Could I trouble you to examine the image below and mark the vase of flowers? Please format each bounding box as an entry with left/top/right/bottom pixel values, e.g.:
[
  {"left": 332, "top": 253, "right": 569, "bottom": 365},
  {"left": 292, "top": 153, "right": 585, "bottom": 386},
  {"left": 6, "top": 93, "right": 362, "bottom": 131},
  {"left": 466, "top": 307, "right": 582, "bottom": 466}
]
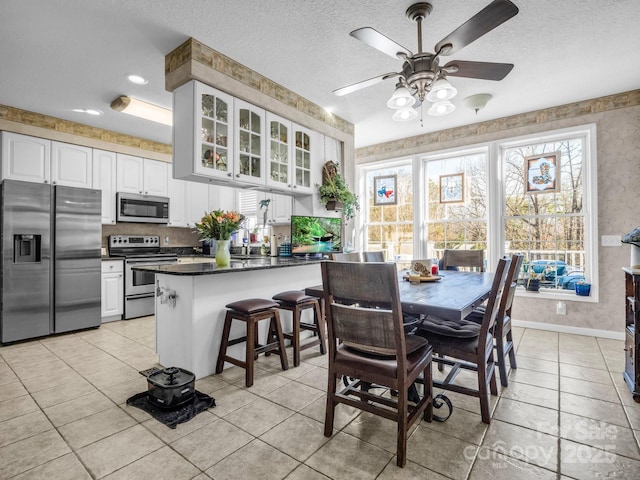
[{"left": 194, "top": 210, "right": 244, "bottom": 267}]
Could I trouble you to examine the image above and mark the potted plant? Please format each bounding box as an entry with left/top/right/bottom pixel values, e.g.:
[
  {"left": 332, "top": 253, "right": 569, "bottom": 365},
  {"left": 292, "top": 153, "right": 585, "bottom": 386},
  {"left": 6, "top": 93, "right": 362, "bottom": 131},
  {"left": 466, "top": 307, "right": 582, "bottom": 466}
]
[
  {"left": 317, "top": 161, "right": 360, "bottom": 221},
  {"left": 526, "top": 270, "right": 543, "bottom": 291}
]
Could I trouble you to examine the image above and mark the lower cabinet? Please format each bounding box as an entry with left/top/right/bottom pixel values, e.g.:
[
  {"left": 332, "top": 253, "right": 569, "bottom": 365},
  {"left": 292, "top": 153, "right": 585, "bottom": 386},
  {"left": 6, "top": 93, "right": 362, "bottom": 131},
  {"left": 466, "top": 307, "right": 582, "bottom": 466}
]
[{"left": 101, "top": 260, "right": 124, "bottom": 322}]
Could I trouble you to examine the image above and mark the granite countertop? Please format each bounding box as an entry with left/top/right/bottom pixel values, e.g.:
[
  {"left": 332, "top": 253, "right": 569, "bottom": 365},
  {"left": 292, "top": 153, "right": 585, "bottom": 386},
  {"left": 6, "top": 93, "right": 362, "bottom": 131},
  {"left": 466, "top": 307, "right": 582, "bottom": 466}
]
[{"left": 131, "top": 256, "right": 324, "bottom": 276}]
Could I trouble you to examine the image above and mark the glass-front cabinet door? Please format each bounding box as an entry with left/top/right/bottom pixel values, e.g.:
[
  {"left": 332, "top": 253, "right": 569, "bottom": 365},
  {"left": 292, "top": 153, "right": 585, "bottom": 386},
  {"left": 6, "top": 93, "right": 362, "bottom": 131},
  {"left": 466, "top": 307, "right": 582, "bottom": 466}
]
[
  {"left": 234, "top": 99, "right": 265, "bottom": 186},
  {"left": 173, "top": 80, "right": 235, "bottom": 183},
  {"left": 266, "top": 112, "right": 291, "bottom": 191},
  {"left": 199, "top": 87, "right": 232, "bottom": 179},
  {"left": 292, "top": 124, "right": 314, "bottom": 194}
]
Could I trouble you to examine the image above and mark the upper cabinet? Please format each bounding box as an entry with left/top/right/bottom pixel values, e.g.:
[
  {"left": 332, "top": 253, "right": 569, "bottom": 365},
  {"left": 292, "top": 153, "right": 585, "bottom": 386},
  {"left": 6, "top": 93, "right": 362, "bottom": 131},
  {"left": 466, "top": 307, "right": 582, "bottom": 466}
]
[
  {"left": 116, "top": 154, "right": 168, "bottom": 197},
  {"left": 173, "top": 80, "right": 318, "bottom": 196},
  {"left": 1, "top": 132, "right": 51, "bottom": 183},
  {"left": 173, "top": 81, "right": 235, "bottom": 184},
  {"left": 51, "top": 141, "right": 93, "bottom": 188},
  {"left": 234, "top": 99, "right": 265, "bottom": 186},
  {"left": 291, "top": 124, "right": 314, "bottom": 195}
]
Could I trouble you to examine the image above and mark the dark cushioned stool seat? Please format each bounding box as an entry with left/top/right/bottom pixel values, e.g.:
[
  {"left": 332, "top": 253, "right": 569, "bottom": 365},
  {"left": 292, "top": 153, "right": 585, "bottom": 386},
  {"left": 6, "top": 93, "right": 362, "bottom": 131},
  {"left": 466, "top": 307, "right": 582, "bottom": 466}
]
[
  {"left": 273, "top": 290, "right": 325, "bottom": 367},
  {"left": 216, "top": 298, "right": 288, "bottom": 387},
  {"left": 226, "top": 298, "right": 279, "bottom": 314}
]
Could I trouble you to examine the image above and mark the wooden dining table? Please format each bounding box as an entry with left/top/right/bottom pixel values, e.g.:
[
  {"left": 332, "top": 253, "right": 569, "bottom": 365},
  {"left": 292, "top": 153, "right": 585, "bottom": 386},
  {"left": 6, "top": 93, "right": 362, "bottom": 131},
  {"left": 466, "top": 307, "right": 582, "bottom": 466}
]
[
  {"left": 397, "top": 269, "right": 494, "bottom": 321},
  {"left": 305, "top": 269, "right": 494, "bottom": 322}
]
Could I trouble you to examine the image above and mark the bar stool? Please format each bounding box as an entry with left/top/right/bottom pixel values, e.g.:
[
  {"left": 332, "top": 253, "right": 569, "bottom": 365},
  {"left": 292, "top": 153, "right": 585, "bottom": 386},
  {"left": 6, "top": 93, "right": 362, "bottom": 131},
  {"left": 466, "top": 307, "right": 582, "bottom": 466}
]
[
  {"left": 216, "top": 298, "right": 289, "bottom": 387},
  {"left": 273, "top": 290, "right": 325, "bottom": 367}
]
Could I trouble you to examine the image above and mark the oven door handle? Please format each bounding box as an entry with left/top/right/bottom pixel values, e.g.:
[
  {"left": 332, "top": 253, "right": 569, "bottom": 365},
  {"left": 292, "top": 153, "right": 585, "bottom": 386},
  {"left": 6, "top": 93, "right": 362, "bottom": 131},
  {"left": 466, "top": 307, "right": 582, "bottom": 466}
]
[{"left": 125, "top": 258, "right": 177, "bottom": 265}]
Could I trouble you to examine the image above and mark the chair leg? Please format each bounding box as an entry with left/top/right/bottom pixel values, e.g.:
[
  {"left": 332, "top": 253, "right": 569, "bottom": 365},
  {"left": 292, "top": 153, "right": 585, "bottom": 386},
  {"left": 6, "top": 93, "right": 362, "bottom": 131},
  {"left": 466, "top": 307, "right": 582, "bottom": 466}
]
[
  {"left": 396, "top": 385, "right": 408, "bottom": 467},
  {"left": 495, "top": 335, "right": 509, "bottom": 388},
  {"left": 324, "top": 371, "right": 337, "bottom": 437},
  {"left": 423, "top": 363, "right": 433, "bottom": 422},
  {"left": 477, "top": 359, "right": 491, "bottom": 424},
  {"left": 313, "top": 301, "right": 327, "bottom": 355},
  {"left": 215, "top": 312, "right": 233, "bottom": 374},
  {"left": 506, "top": 330, "right": 517, "bottom": 369}
]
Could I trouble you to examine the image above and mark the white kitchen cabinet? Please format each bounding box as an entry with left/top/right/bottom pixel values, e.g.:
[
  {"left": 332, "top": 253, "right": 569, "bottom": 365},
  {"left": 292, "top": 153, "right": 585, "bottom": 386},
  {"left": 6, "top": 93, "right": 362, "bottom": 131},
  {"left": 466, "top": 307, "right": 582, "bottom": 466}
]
[
  {"left": 101, "top": 260, "right": 123, "bottom": 322},
  {"left": 291, "top": 124, "right": 315, "bottom": 195},
  {"left": 186, "top": 182, "right": 211, "bottom": 227},
  {"left": 209, "top": 184, "right": 236, "bottom": 212},
  {"left": 1, "top": 132, "right": 51, "bottom": 183},
  {"left": 259, "top": 191, "right": 292, "bottom": 225},
  {"left": 116, "top": 154, "right": 168, "bottom": 196},
  {"left": 173, "top": 80, "right": 235, "bottom": 184},
  {"left": 51, "top": 141, "right": 93, "bottom": 188},
  {"left": 234, "top": 99, "right": 265, "bottom": 186},
  {"left": 92, "top": 149, "right": 117, "bottom": 224},
  {"left": 264, "top": 116, "right": 316, "bottom": 195},
  {"left": 167, "top": 174, "right": 186, "bottom": 227}
]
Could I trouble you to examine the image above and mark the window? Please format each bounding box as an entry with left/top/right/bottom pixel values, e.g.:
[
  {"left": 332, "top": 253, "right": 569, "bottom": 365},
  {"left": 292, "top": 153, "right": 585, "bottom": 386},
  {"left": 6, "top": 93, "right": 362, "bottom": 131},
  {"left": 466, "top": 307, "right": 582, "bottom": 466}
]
[
  {"left": 424, "top": 149, "right": 488, "bottom": 264},
  {"left": 500, "top": 126, "right": 596, "bottom": 296},
  {"left": 358, "top": 124, "right": 597, "bottom": 300},
  {"left": 362, "top": 161, "right": 413, "bottom": 266}
]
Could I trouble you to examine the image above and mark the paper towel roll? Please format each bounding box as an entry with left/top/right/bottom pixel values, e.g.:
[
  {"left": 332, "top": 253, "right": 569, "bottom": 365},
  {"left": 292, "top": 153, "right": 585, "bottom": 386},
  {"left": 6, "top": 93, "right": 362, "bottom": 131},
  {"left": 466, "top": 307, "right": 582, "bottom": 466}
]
[
  {"left": 270, "top": 235, "right": 278, "bottom": 257},
  {"left": 631, "top": 245, "right": 640, "bottom": 269}
]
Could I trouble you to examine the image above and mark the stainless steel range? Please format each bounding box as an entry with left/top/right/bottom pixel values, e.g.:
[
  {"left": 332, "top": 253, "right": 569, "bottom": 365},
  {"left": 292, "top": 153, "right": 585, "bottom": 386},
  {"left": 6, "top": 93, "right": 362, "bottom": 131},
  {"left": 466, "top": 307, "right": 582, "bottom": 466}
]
[{"left": 108, "top": 235, "right": 177, "bottom": 319}]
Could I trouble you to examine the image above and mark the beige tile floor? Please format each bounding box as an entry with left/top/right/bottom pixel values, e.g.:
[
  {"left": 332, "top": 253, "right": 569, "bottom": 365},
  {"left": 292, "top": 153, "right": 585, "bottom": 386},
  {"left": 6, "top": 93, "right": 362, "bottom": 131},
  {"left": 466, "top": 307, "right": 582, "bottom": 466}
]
[{"left": 1, "top": 317, "right": 640, "bottom": 479}]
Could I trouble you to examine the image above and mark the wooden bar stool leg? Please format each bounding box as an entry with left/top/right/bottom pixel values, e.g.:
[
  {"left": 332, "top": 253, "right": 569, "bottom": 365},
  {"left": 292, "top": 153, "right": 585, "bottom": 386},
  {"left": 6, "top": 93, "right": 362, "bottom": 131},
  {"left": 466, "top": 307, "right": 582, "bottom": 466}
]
[
  {"left": 216, "top": 312, "right": 233, "bottom": 374},
  {"left": 292, "top": 305, "right": 302, "bottom": 367},
  {"left": 245, "top": 316, "right": 256, "bottom": 387},
  {"left": 273, "top": 311, "right": 289, "bottom": 371},
  {"left": 313, "top": 301, "right": 326, "bottom": 355}
]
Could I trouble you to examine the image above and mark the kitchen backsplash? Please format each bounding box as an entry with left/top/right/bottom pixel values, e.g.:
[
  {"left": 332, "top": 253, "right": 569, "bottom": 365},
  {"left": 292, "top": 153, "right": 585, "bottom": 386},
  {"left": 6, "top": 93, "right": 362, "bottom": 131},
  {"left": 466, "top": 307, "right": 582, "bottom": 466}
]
[{"left": 101, "top": 223, "right": 292, "bottom": 250}]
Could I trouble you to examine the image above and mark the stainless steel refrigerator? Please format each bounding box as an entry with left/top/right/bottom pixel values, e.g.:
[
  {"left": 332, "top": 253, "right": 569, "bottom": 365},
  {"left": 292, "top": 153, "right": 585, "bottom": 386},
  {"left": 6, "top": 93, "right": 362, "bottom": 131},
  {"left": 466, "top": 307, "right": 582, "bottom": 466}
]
[{"left": 1, "top": 180, "right": 101, "bottom": 343}]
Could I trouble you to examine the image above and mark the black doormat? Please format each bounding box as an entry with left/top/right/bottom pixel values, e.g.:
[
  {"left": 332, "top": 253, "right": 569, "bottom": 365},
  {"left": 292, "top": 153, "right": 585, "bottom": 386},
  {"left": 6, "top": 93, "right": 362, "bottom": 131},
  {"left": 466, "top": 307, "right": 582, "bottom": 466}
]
[{"left": 126, "top": 391, "right": 216, "bottom": 429}]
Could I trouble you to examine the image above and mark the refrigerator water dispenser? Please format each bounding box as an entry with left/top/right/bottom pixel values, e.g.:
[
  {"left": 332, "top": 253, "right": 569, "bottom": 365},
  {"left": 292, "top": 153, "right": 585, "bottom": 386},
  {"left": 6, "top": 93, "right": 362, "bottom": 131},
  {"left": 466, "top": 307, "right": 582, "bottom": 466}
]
[{"left": 14, "top": 234, "right": 41, "bottom": 263}]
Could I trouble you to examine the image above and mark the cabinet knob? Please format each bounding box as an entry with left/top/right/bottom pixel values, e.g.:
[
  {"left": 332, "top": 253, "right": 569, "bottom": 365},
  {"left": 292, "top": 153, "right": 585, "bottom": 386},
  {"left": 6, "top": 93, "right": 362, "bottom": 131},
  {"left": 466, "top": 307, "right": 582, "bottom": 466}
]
[
  {"left": 44, "top": 180, "right": 49, "bottom": 184},
  {"left": 227, "top": 173, "right": 232, "bottom": 177},
  {"left": 236, "top": 174, "right": 240, "bottom": 178}
]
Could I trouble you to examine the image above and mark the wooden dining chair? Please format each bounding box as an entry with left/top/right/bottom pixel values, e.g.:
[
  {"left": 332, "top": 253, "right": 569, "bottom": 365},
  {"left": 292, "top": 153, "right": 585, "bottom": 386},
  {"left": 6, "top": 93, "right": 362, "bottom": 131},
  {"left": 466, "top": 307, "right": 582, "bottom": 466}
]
[
  {"left": 329, "top": 252, "right": 362, "bottom": 262},
  {"left": 416, "top": 256, "right": 511, "bottom": 424},
  {"left": 363, "top": 251, "right": 385, "bottom": 262},
  {"left": 467, "top": 253, "right": 524, "bottom": 387},
  {"left": 442, "top": 249, "right": 485, "bottom": 272},
  {"left": 321, "top": 261, "right": 433, "bottom": 467}
]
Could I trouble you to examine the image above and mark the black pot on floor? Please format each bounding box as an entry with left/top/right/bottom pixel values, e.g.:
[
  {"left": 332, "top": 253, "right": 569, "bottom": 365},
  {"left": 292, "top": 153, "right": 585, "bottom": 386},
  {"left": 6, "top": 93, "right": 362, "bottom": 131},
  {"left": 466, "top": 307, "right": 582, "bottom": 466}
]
[
  {"left": 526, "top": 279, "right": 540, "bottom": 292},
  {"left": 147, "top": 367, "right": 195, "bottom": 409}
]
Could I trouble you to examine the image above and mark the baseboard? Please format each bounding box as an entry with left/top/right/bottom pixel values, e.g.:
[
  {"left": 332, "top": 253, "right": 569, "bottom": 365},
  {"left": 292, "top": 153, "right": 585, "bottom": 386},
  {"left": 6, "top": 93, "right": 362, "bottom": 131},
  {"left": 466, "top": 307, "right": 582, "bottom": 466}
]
[{"left": 511, "top": 319, "right": 624, "bottom": 341}]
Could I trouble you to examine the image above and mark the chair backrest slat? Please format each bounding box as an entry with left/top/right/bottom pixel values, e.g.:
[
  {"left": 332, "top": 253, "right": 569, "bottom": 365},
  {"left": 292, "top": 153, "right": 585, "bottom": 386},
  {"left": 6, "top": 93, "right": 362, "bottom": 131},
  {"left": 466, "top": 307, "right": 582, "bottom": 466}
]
[
  {"left": 478, "top": 257, "right": 511, "bottom": 348},
  {"left": 330, "top": 252, "right": 362, "bottom": 262},
  {"left": 363, "top": 251, "right": 385, "bottom": 262},
  {"left": 442, "top": 249, "right": 485, "bottom": 272}
]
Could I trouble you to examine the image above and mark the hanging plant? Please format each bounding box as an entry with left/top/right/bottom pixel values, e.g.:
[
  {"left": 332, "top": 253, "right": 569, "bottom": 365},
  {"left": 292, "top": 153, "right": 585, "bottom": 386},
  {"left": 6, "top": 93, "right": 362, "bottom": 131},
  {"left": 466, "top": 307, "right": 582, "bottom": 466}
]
[{"left": 316, "top": 161, "right": 360, "bottom": 221}]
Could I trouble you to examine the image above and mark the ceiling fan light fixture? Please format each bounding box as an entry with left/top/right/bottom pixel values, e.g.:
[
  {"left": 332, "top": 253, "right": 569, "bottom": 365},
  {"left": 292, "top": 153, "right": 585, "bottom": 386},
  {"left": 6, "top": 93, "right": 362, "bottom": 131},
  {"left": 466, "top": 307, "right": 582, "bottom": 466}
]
[
  {"left": 428, "top": 100, "right": 455, "bottom": 116},
  {"left": 110, "top": 95, "right": 172, "bottom": 126},
  {"left": 392, "top": 106, "right": 419, "bottom": 121},
  {"left": 387, "top": 84, "right": 416, "bottom": 109},
  {"left": 426, "top": 77, "right": 457, "bottom": 102}
]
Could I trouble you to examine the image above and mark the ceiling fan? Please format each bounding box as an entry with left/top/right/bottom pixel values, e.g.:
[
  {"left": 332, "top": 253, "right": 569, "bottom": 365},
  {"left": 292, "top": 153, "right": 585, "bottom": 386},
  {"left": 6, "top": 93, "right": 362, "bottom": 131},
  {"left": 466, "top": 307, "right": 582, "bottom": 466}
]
[{"left": 334, "top": 0, "right": 519, "bottom": 120}]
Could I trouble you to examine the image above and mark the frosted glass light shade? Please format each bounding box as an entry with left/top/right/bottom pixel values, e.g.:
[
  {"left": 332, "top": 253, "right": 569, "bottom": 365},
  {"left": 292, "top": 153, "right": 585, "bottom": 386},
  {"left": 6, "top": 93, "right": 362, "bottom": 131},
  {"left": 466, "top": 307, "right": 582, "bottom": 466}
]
[
  {"left": 392, "top": 106, "right": 419, "bottom": 121},
  {"left": 387, "top": 85, "right": 416, "bottom": 109},
  {"left": 428, "top": 101, "right": 456, "bottom": 116},
  {"left": 110, "top": 95, "right": 173, "bottom": 126},
  {"left": 426, "top": 78, "right": 457, "bottom": 102}
]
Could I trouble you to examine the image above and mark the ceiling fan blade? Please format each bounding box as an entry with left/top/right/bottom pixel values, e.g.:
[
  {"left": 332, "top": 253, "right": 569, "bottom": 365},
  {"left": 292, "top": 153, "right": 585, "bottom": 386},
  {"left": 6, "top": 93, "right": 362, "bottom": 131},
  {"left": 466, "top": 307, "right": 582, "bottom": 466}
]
[
  {"left": 443, "top": 60, "right": 514, "bottom": 80},
  {"left": 333, "top": 72, "right": 399, "bottom": 96},
  {"left": 434, "top": 0, "right": 519, "bottom": 56},
  {"left": 350, "top": 27, "right": 412, "bottom": 59}
]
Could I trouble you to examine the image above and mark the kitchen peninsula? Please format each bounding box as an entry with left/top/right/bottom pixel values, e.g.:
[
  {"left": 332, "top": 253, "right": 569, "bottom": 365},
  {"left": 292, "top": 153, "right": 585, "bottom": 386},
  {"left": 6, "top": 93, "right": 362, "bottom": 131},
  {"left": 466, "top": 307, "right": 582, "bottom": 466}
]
[{"left": 133, "top": 257, "right": 323, "bottom": 378}]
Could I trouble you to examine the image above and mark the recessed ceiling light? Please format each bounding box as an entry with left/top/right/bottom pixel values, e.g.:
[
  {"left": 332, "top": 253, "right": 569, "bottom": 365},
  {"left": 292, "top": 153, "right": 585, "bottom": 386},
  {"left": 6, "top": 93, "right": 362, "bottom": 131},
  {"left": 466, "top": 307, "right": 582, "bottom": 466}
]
[
  {"left": 72, "top": 108, "right": 103, "bottom": 116},
  {"left": 127, "top": 74, "right": 148, "bottom": 85}
]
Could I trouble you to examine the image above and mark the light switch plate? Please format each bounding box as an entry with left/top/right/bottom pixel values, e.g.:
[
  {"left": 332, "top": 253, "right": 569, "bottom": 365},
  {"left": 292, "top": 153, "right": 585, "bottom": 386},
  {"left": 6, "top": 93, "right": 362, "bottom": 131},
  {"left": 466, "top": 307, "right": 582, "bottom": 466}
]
[{"left": 601, "top": 235, "right": 621, "bottom": 247}]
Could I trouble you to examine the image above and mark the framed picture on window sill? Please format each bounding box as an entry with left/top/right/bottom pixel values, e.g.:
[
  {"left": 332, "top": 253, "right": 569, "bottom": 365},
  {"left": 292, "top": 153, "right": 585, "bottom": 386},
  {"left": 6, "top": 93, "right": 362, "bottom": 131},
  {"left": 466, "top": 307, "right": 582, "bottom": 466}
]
[
  {"left": 439, "top": 173, "right": 464, "bottom": 203},
  {"left": 373, "top": 175, "right": 397, "bottom": 206}
]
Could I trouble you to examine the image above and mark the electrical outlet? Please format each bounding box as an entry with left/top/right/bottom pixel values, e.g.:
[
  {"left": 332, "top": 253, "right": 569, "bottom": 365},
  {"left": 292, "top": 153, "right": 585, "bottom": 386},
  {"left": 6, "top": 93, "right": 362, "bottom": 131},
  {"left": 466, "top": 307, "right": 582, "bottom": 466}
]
[
  {"left": 556, "top": 301, "right": 566, "bottom": 315},
  {"left": 163, "top": 236, "right": 169, "bottom": 246},
  {"left": 601, "top": 235, "right": 621, "bottom": 247}
]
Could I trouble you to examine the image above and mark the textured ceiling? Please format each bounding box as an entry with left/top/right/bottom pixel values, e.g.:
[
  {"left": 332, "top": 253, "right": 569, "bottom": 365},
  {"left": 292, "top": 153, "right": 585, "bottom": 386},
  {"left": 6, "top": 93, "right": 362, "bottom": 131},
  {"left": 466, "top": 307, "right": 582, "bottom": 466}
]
[{"left": 1, "top": 0, "right": 639, "bottom": 149}]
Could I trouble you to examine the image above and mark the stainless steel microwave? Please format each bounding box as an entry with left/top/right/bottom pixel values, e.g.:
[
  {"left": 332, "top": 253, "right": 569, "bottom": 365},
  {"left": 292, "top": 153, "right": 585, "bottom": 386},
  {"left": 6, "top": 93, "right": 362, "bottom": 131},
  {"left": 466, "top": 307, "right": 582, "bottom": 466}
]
[{"left": 116, "top": 192, "right": 169, "bottom": 224}]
